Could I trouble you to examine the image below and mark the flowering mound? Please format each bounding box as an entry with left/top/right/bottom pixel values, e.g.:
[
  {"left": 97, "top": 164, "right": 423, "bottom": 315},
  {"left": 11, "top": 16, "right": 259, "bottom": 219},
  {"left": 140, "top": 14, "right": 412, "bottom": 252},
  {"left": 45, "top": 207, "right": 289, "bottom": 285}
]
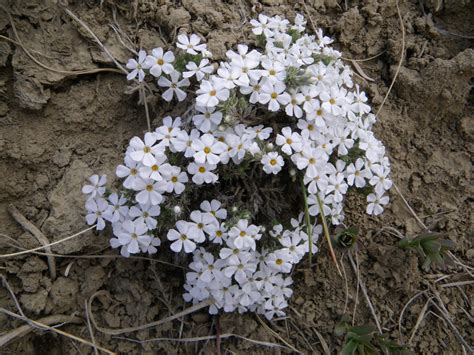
[{"left": 82, "top": 14, "right": 392, "bottom": 319}]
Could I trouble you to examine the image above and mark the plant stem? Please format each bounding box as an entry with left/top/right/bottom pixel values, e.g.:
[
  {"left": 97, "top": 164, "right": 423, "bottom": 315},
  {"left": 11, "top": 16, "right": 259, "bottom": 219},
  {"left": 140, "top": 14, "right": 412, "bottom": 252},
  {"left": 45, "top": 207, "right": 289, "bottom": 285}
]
[
  {"left": 316, "top": 193, "right": 342, "bottom": 276},
  {"left": 140, "top": 83, "right": 151, "bottom": 132},
  {"left": 300, "top": 177, "right": 313, "bottom": 265}
]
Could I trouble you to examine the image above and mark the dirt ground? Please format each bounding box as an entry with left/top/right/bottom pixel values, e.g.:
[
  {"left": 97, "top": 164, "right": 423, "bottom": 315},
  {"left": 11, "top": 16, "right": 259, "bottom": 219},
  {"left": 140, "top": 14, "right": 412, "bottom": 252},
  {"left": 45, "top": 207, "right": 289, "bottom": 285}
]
[{"left": 0, "top": 0, "right": 473, "bottom": 353}]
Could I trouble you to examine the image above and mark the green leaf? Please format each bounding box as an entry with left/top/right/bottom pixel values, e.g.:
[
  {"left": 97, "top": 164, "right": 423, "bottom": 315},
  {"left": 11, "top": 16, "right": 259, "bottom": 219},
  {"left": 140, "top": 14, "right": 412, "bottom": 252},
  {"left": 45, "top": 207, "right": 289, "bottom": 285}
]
[
  {"left": 341, "top": 339, "right": 358, "bottom": 355},
  {"left": 349, "top": 325, "right": 376, "bottom": 336}
]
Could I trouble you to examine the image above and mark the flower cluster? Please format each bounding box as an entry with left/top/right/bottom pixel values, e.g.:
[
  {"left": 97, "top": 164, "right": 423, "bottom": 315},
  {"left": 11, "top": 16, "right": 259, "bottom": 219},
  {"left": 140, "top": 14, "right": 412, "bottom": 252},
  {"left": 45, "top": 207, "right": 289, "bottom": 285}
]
[{"left": 83, "top": 14, "right": 392, "bottom": 319}]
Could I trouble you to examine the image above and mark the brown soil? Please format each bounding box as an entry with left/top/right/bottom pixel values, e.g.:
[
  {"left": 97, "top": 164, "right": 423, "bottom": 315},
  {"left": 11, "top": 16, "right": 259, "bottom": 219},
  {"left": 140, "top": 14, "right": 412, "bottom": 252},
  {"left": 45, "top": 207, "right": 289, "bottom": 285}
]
[{"left": 0, "top": 0, "right": 473, "bottom": 354}]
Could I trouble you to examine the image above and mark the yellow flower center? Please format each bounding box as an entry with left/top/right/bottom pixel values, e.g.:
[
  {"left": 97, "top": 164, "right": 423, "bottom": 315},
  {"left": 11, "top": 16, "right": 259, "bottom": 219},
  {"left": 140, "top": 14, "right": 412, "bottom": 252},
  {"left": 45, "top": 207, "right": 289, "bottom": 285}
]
[
  {"left": 269, "top": 69, "right": 276, "bottom": 76},
  {"left": 143, "top": 146, "right": 151, "bottom": 153},
  {"left": 270, "top": 92, "right": 278, "bottom": 99},
  {"left": 329, "top": 98, "right": 336, "bottom": 105},
  {"left": 151, "top": 165, "right": 159, "bottom": 171},
  {"left": 157, "top": 58, "right": 164, "bottom": 65},
  {"left": 309, "top": 158, "right": 316, "bottom": 164},
  {"left": 146, "top": 184, "right": 153, "bottom": 192},
  {"left": 171, "top": 176, "right": 178, "bottom": 183},
  {"left": 275, "top": 258, "right": 283, "bottom": 265},
  {"left": 180, "top": 234, "right": 187, "bottom": 240},
  {"left": 204, "top": 147, "right": 211, "bottom": 154},
  {"left": 198, "top": 166, "right": 206, "bottom": 173},
  {"left": 239, "top": 231, "right": 246, "bottom": 237},
  {"left": 286, "top": 138, "right": 293, "bottom": 145},
  {"left": 209, "top": 89, "right": 217, "bottom": 96},
  {"left": 270, "top": 159, "right": 277, "bottom": 166}
]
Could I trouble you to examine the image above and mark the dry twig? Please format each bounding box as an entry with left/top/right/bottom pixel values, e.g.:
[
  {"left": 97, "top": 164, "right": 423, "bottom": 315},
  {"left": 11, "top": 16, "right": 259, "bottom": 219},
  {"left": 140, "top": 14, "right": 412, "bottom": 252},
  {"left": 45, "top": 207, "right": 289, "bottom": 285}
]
[
  {"left": 87, "top": 290, "right": 213, "bottom": 335},
  {"left": 7, "top": 205, "right": 56, "bottom": 279}
]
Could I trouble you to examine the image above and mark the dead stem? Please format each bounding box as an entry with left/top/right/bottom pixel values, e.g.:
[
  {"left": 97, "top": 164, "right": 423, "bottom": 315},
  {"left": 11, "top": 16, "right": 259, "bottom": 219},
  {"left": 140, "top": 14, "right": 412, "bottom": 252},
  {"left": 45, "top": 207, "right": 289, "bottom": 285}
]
[
  {"left": 348, "top": 251, "right": 383, "bottom": 334},
  {"left": 316, "top": 194, "right": 342, "bottom": 276},
  {"left": 0, "top": 225, "right": 96, "bottom": 258},
  {"left": 255, "top": 314, "right": 301, "bottom": 353},
  {"left": 375, "top": 0, "right": 405, "bottom": 117},
  {"left": 0, "top": 6, "right": 122, "bottom": 77},
  {"left": 7, "top": 204, "right": 56, "bottom": 280},
  {"left": 87, "top": 290, "right": 213, "bottom": 335}
]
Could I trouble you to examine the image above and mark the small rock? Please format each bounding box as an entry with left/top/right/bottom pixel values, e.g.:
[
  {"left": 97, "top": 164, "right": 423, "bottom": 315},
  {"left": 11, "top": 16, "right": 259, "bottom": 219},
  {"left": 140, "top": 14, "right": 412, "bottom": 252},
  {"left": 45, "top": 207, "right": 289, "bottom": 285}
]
[
  {"left": 19, "top": 273, "right": 42, "bottom": 293},
  {"left": 0, "top": 42, "right": 11, "bottom": 66},
  {"left": 20, "top": 288, "right": 48, "bottom": 314},
  {"left": 42, "top": 159, "right": 95, "bottom": 254},
  {"left": 191, "top": 313, "right": 210, "bottom": 323},
  {"left": 49, "top": 277, "right": 78, "bottom": 311},
  {"left": 13, "top": 73, "right": 51, "bottom": 110},
  {"left": 21, "top": 256, "right": 48, "bottom": 273},
  {"left": 466, "top": 249, "right": 474, "bottom": 260},
  {"left": 294, "top": 296, "right": 305, "bottom": 305},
  {"left": 52, "top": 148, "right": 72, "bottom": 167}
]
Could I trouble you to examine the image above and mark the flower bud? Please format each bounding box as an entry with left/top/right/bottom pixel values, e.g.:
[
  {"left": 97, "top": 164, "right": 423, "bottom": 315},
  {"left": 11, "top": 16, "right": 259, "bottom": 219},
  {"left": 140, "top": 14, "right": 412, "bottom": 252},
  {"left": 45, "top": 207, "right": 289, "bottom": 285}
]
[
  {"left": 289, "top": 169, "right": 296, "bottom": 177},
  {"left": 266, "top": 143, "right": 274, "bottom": 150},
  {"left": 173, "top": 206, "right": 182, "bottom": 215},
  {"left": 231, "top": 206, "right": 238, "bottom": 213}
]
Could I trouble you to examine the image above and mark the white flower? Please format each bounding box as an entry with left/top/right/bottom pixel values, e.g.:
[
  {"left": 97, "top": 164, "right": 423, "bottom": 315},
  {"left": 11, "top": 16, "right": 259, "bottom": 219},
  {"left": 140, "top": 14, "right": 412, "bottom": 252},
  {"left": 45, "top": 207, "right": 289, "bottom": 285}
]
[
  {"left": 240, "top": 79, "right": 263, "bottom": 104},
  {"left": 369, "top": 164, "right": 392, "bottom": 195},
  {"left": 104, "top": 193, "right": 129, "bottom": 223},
  {"left": 366, "top": 193, "right": 389, "bottom": 215},
  {"left": 126, "top": 50, "right": 148, "bottom": 82},
  {"left": 196, "top": 77, "right": 230, "bottom": 107},
  {"left": 145, "top": 47, "right": 175, "bottom": 77},
  {"left": 116, "top": 157, "right": 141, "bottom": 190},
  {"left": 139, "top": 154, "right": 172, "bottom": 182},
  {"left": 144, "top": 236, "right": 161, "bottom": 254},
  {"left": 228, "top": 219, "right": 261, "bottom": 250},
  {"left": 183, "top": 59, "right": 214, "bottom": 81},
  {"left": 261, "top": 152, "right": 284, "bottom": 175},
  {"left": 158, "top": 70, "right": 190, "bottom": 102},
  {"left": 266, "top": 249, "right": 292, "bottom": 273},
  {"left": 116, "top": 219, "right": 150, "bottom": 255},
  {"left": 200, "top": 199, "right": 227, "bottom": 220},
  {"left": 260, "top": 58, "right": 286, "bottom": 83},
  {"left": 346, "top": 158, "right": 367, "bottom": 188},
  {"left": 285, "top": 92, "right": 304, "bottom": 118},
  {"left": 129, "top": 203, "right": 161, "bottom": 230},
  {"left": 250, "top": 14, "right": 273, "bottom": 37},
  {"left": 192, "top": 106, "right": 222, "bottom": 133},
  {"left": 155, "top": 116, "right": 182, "bottom": 148},
  {"left": 326, "top": 173, "right": 348, "bottom": 203},
  {"left": 320, "top": 87, "right": 346, "bottom": 116},
  {"left": 253, "top": 125, "right": 273, "bottom": 140},
  {"left": 162, "top": 166, "right": 188, "bottom": 194},
  {"left": 275, "top": 127, "right": 302, "bottom": 155},
  {"left": 259, "top": 80, "right": 290, "bottom": 111},
  {"left": 223, "top": 252, "right": 257, "bottom": 284},
  {"left": 189, "top": 210, "right": 217, "bottom": 242},
  {"left": 192, "top": 133, "right": 227, "bottom": 165},
  {"left": 129, "top": 132, "right": 162, "bottom": 166},
  {"left": 85, "top": 198, "right": 108, "bottom": 230},
  {"left": 307, "top": 193, "right": 332, "bottom": 217},
  {"left": 295, "top": 147, "right": 327, "bottom": 178},
  {"left": 134, "top": 179, "right": 164, "bottom": 205},
  {"left": 167, "top": 220, "right": 197, "bottom": 253},
  {"left": 208, "top": 222, "right": 228, "bottom": 244},
  {"left": 177, "top": 34, "right": 206, "bottom": 55},
  {"left": 172, "top": 129, "right": 200, "bottom": 157},
  {"left": 187, "top": 162, "right": 218, "bottom": 185},
  {"left": 82, "top": 174, "right": 107, "bottom": 200}
]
